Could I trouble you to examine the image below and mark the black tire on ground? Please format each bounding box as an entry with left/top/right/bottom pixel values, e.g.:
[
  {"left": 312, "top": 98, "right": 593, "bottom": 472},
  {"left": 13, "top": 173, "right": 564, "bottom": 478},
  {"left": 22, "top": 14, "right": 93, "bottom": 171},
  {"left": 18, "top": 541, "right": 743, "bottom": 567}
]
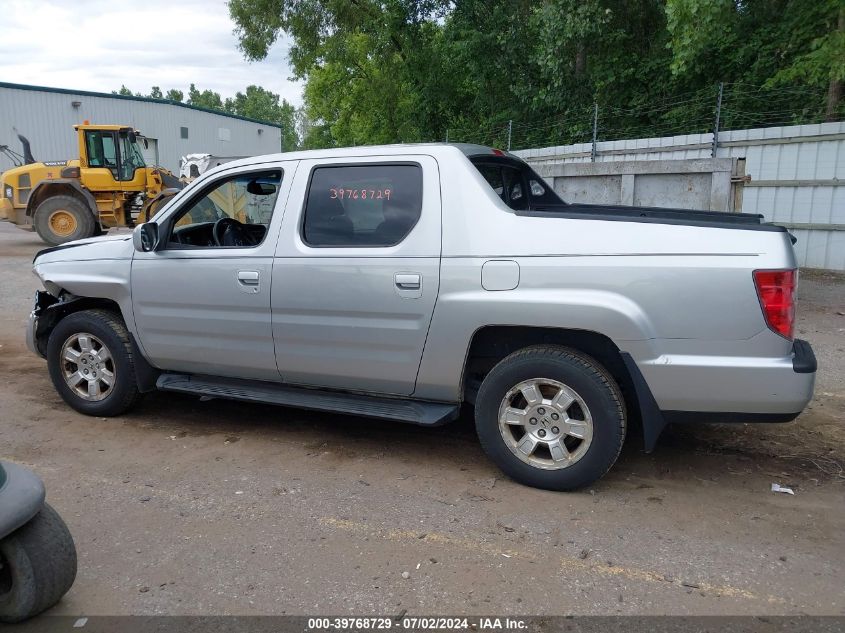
[
  {"left": 475, "top": 345, "right": 627, "bottom": 491},
  {"left": 33, "top": 195, "right": 96, "bottom": 245},
  {"left": 0, "top": 504, "right": 77, "bottom": 623},
  {"left": 46, "top": 309, "right": 142, "bottom": 417}
]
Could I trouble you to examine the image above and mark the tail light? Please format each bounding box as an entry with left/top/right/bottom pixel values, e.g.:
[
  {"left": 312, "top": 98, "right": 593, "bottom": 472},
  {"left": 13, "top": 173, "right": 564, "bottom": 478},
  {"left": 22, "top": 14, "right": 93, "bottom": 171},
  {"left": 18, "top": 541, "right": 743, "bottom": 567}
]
[{"left": 753, "top": 269, "right": 796, "bottom": 340}]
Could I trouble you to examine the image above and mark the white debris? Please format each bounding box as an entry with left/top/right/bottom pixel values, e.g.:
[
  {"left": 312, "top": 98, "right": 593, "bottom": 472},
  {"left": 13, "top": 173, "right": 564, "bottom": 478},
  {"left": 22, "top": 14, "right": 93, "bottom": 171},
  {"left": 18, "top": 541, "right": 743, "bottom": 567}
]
[{"left": 771, "top": 483, "right": 795, "bottom": 495}]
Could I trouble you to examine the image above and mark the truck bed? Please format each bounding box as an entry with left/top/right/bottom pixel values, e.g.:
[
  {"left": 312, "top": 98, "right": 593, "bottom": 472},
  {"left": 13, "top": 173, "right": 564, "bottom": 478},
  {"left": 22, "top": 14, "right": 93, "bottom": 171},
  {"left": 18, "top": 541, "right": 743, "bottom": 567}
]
[{"left": 525, "top": 202, "right": 786, "bottom": 233}]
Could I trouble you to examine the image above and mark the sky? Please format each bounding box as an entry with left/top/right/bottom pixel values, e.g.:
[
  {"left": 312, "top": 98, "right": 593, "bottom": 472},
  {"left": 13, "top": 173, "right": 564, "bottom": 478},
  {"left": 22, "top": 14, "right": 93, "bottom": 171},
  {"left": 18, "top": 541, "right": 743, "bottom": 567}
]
[{"left": 0, "top": 0, "right": 304, "bottom": 106}]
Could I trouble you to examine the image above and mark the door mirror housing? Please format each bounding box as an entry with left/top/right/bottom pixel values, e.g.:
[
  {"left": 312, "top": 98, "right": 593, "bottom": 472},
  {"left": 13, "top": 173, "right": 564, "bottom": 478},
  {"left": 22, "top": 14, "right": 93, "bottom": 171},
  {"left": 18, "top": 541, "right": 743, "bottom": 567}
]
[{"left": 133, "top": 222, "right": 159, "bottom": 252}]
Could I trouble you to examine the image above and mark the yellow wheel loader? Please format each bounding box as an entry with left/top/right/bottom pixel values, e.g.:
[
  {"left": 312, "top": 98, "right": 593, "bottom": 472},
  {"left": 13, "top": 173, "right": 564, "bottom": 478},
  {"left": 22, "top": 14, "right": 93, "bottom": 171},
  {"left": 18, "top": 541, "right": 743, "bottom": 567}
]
[{"left": 0, "top": 124, "right": 183, "bottom": 245}]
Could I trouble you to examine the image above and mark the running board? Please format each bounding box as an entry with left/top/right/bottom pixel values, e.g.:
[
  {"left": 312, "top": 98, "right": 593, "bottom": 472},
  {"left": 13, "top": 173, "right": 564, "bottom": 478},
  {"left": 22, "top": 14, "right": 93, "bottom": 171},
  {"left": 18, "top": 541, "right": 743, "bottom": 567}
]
[{"left": 156, "top": 374, "right": 459, "bottom": 426}]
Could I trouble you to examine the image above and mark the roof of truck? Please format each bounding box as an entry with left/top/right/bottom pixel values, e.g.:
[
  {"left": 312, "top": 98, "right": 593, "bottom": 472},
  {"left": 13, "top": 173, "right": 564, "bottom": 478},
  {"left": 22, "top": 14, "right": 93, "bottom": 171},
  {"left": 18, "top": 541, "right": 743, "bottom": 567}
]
[{"left": 216, "top": 143, "right": 522, "bottom": 171}]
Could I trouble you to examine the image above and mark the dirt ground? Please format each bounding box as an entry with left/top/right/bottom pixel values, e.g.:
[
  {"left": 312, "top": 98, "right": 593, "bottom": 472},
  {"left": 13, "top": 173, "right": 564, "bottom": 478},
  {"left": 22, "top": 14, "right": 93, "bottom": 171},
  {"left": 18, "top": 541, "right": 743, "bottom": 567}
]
[{"left": 0, "top": 222, "right": 843, "bottom": 616}]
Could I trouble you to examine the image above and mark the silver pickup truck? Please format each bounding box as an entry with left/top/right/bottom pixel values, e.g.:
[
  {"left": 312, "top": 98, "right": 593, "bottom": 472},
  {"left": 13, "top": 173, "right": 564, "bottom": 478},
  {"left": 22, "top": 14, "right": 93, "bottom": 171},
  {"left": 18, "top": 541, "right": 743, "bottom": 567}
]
[{"left": 26, "top": 144, "right": 816, "bottom": 490}]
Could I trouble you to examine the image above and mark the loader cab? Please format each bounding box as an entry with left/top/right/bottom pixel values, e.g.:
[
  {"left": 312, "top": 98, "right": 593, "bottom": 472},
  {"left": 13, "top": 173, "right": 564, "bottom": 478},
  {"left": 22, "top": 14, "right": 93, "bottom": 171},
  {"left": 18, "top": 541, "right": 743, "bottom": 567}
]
[{"left": 77, "top": 125, "right": 148, "bottom": 192}]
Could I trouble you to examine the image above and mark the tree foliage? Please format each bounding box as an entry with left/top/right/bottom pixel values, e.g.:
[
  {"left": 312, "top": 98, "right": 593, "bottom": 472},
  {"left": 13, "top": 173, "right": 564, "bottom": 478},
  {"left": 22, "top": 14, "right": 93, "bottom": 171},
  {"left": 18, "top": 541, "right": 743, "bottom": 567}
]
[
  {"left": 224, "top": 85, "right": 299, "bottom": 150},
  {"left": 228, "top": 0, "right": 845, "bottom": 149},
  {"left": 165, "top": 88, "right": 184, "bottom": 102}
]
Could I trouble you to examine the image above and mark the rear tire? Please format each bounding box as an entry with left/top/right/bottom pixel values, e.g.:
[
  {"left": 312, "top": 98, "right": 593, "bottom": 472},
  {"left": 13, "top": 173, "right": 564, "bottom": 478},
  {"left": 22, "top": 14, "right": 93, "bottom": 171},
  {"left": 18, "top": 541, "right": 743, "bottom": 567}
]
[
  {"left": 34, "top": 196, "right": 96, "bottom": 245},
  {"left": 0, "top": 504, "right": 77, "bottom": 623},
  {"left": 475, "top": 345, "right": 626, "bottom": 491},
  {"left": 46, "top": 309, "right": 141, "bottom": 416}
]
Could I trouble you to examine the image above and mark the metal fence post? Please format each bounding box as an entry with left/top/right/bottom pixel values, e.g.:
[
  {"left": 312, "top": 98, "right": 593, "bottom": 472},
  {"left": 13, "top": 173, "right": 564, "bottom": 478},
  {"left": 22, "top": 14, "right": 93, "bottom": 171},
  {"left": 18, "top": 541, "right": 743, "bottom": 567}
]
[
  {"left": 712, "top": 82, "right": 723, "bottom": 157},
  {"left": 507, "top": 119, "right": 513, "bottom": 151},
  {"left": 591, "top": 103, "right": 598, "bottom": 162}
]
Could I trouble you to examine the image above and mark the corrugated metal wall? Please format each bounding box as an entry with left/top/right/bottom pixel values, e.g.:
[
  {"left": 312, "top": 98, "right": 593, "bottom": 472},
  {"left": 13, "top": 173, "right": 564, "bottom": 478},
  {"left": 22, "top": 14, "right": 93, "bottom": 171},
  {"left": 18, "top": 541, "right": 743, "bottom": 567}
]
[
  {"left": 0, "top": 83, "right": 283, "bottom": 175},
  {"left": 515, "top": 122, "right": 845, "bottom": 270}
]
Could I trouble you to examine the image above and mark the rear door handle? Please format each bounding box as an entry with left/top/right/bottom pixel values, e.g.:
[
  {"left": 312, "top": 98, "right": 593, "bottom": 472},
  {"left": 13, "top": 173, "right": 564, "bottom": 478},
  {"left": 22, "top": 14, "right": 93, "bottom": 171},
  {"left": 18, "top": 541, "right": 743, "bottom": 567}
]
[{"left": 394, "top": 273, "right": 421, "bottom": 290}]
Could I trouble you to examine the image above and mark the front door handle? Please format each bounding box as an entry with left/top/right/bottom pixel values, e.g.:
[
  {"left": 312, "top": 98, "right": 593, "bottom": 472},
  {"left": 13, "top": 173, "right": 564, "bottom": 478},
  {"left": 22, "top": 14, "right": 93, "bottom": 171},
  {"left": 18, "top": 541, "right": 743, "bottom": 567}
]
[
  {"left": 394, "top": 273, "right": 421, "bottom": 290},
  {"left": 237, "top": 270, "right": 260, "bottom": 293},
  {"left": 237, "top": 271, "right": 260, "bottom": 284}
]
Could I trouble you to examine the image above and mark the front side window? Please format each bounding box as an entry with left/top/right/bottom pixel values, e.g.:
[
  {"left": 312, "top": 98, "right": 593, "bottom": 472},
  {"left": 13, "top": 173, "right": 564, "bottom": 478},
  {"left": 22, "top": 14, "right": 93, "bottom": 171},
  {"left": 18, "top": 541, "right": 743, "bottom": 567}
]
[
  {"left": 166, "top": 169, "right": 282, "bottom": 248},
  {"left": 302, "top": 164, "right": 423, "bottom": 247}
]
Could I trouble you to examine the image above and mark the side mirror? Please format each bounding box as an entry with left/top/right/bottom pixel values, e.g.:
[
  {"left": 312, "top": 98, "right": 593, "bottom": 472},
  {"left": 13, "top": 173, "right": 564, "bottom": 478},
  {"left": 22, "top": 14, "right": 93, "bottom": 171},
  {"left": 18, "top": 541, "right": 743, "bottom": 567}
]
[{"left": 133, "top": 223, "right": 159, "bottom": 252}]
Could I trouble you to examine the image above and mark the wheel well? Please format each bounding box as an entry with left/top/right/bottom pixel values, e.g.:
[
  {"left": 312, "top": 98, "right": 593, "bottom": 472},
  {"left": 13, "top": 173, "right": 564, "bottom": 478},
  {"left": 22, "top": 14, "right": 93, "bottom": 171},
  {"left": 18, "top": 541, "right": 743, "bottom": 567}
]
[
  {"left": 462, "top": 326, "right": 639, "bottom": 425},
  {"left": 27, "top": 184, "right": 92, "bottom": 217},
  {"left": 34, "top": 294, "right": 123, "bottom": 355}
]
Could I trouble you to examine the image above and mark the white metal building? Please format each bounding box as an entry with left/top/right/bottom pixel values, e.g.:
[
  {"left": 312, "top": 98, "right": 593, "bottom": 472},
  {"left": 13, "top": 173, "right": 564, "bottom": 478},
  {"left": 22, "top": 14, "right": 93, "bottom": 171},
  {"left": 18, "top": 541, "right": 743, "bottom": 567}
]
[
  {"left": 0, "top": 82, "right": 283, "bottom": 174},
  {"left": 516, "top": 122, "right": 845, "bottom": 271}
]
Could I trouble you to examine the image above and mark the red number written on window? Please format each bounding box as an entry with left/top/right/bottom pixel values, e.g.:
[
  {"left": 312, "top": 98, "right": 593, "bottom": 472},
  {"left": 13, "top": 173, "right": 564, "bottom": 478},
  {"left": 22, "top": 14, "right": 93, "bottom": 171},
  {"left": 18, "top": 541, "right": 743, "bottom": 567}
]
[{"left": 329, "top": 188, "right": 391, "bottom": 201}]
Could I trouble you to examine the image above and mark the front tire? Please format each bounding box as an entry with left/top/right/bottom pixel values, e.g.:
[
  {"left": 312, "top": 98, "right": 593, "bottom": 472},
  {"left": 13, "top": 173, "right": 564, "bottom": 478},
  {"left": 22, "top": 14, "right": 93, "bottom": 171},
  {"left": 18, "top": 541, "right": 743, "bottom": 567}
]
[
  {"left": 33, "top": 196, "right": 96, "bottom": 245},
  {"left": 46, "top": 309, "right": 141, "bottom": 416},
  {"left": 0, "top": 504, "right": 77, "bottom": 623},
  {"left": 475, "top": 345, "right": 626, "bottom": 491}
]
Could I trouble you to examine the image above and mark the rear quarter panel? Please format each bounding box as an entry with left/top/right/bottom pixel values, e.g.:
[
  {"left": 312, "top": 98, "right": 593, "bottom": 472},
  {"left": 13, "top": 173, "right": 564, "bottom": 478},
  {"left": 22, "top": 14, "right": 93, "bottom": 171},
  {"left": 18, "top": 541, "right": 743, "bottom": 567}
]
[{"left": 415, "top": 149, "right": 798, "bottom": 408}]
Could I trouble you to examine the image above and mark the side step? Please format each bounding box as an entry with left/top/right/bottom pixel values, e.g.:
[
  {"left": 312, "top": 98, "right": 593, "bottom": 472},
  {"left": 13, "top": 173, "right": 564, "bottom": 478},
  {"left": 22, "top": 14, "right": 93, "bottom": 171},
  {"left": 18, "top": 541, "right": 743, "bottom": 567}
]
[{"left": 156, "top": 374, "right": 459, "bottom": 426}]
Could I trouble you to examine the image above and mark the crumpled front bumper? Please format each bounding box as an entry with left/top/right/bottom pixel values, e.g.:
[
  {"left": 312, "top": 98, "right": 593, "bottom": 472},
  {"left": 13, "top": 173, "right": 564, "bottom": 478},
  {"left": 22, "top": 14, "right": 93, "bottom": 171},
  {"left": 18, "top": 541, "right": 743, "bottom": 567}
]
[
  {"left": 25, "top": 290, "right": 59, "bottom": 359},
  {"left": 0, "top": 461, "right": 46, "bottom": 539}
]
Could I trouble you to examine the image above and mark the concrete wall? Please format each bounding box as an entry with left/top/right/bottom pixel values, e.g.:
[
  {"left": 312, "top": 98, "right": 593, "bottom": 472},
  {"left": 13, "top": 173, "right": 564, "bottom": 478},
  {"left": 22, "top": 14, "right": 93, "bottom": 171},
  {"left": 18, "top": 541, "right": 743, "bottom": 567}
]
[
  {"left": 0, "top": 82, "right": 283, "bottom": 175},
  {"left": 532, "top": 157, "right": 741, "bottom": 212},
  {"left": 514, "top": 122, "right": 845, "bottom": 270}
]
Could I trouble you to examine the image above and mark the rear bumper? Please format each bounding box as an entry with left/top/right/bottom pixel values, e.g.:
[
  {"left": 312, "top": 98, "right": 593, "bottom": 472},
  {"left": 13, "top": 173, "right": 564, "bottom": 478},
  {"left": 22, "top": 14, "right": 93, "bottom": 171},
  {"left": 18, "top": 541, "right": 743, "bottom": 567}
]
[
  {"left": 639, "top": 338, "right": 816, "bottom": 416},
  {"left": 0, "top": 461, "right": 46, "bottom": 539},
  {"left": 791, "top": 338, "right": 817, "bottom": 374}
]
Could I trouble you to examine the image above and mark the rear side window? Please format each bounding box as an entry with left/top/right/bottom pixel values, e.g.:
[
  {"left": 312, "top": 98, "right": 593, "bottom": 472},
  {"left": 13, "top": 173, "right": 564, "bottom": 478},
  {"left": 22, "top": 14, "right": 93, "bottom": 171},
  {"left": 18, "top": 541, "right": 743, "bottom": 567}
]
[
  {"left": 472, "top": 158, "right": 565, "bottom": 209},
  {"left": 474, "top": 162, "right": 526, "bottom": 210},
  {"left": 303, "top": 164, "right": 423, "bottom": 247}
]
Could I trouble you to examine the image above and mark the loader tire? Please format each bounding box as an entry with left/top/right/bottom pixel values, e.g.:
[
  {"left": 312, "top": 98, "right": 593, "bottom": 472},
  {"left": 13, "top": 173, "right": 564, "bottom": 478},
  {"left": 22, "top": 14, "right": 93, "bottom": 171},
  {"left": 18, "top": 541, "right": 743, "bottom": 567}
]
[{"left": 34, "top": 196, "right": 96, "bottom": 245}]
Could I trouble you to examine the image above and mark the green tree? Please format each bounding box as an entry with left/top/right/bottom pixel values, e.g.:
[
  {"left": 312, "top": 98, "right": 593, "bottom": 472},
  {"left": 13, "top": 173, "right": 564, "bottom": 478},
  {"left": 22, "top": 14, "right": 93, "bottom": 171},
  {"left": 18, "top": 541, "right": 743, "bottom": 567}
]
[
  {"left": 228, "top": 0, "right": 843, "bottom": 148},
  {"left": 225, "top": 85, "right": 300, "bottom": 150},
  {"left": 187, "top": 83, "right": 225, "bottom": 110},
  {"left": 149, "top": 86, "right": 163, "bottom": 99},
  {"left": 165, "top": 88, "right": 184, "bottom": 102},
  {"left": 666, "top": 0, "right": 844, "bottom": 123}
]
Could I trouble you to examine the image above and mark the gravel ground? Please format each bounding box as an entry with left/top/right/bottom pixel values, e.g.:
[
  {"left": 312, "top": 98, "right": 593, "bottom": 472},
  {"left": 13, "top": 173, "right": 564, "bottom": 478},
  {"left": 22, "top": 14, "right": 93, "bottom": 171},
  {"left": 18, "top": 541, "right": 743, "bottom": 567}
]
[{"left": 0, "top": 222, "right": 843, "bottom": 616}]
